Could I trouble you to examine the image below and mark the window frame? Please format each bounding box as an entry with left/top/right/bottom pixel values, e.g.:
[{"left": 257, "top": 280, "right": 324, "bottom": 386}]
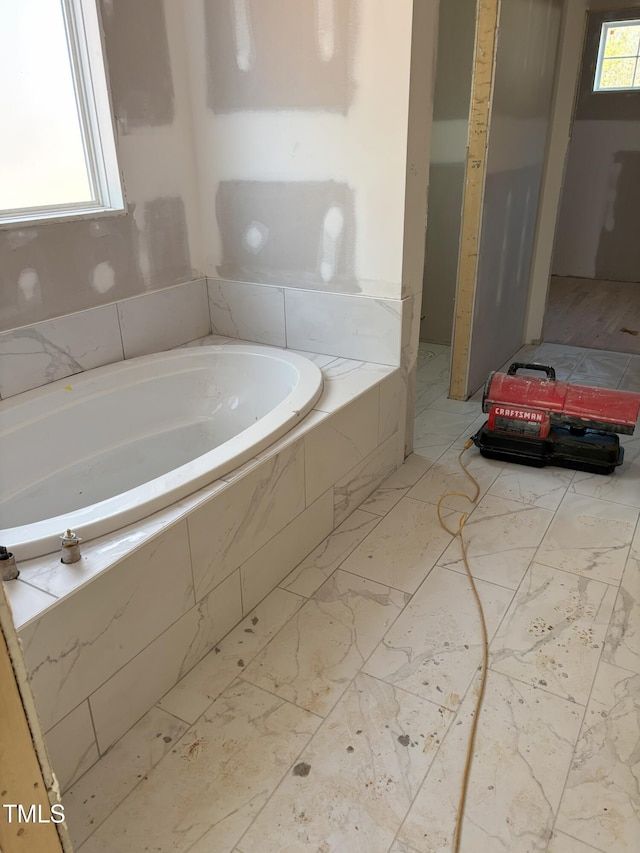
[
  {"left": 593, "top": 18, "right": 640, "bottom": 93},
  {"left": 0, "top": 0, "right": 124, "bottom": 228}
]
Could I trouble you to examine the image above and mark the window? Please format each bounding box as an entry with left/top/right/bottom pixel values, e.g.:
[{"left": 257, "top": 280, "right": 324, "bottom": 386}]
[
  {"left": 594, "top": 19, "right": 640, "bottom": 91},
  {"left": 0, "top": 0, "right": 123, "bottom": 226}
]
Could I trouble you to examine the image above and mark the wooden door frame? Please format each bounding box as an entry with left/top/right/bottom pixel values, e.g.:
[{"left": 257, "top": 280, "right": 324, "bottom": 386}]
[
  {"left": 0, "top": 583, "right": 70, "bottom": 852},
  {"left": 449, "top": 0, "right": 501, "bottom": 400}
]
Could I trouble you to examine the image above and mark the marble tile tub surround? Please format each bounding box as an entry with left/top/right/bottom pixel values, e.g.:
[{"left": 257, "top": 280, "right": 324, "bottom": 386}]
[
  {"left": 0, "top": 276, "right": 406, "bottom": 399},
  {"left": 60, "top": 340, "right": 640, "bottom": 852},
  {"left": 0, "top": 277, "right": 210, "bottom": 399},
  {"left": 8, "top": 349, "right": 402, "bottom": 794},
  {"left": 209, "top": 278, "right": 406, "bottom": 365}
]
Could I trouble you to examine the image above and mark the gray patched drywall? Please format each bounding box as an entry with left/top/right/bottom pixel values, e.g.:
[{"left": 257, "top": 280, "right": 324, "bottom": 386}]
[
  {"left": 144, "top": 198, "right": 192, "bottom": 288},
  {"left": 420, "top": 0, "right": 476, "bottom": 344},
  {"left": 204, "top": 0, "right": 356, "bottom": 113},
  {"left": 421, "top": 163, "right": 467, "bottom": 343},
  {"left": 100, "top": 0, "right": 175, "bottom": 132},
  {"left": 216, "top": 180, "right": 357, "bottom": 291},
  {"left": 0, "top": 198, "right": 192, "bottom": 331},
  {"left": 467, "top": 0, "right": 563, "bottom": 395}
]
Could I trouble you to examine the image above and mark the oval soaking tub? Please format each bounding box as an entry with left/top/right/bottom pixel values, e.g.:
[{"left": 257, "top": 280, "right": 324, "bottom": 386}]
[{"left": 0, "top": 345, "right": 323, "bottom": 561}]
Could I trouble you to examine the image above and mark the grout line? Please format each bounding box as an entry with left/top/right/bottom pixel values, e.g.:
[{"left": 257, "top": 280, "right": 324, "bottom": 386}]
[
  {"left": 184, "top": 519, "right": 197, "bottom": 609},
  {"left": 68, "top": 704, "right": 193, "bottom": 848},
  {"left": 229, "top": 679, "right": 334, "bottom": 852},
  {"left": 548, "top": 829, "right": 606, "bottom": 853},
  {"left": 152, "top": 703, "right": 194, "bottom": 728},
  {"left": 532, "top": 555, "right": 627, "bottom": 589},
  {"left": 437, "top": 562, "right": 521, "bottom": 594},
  {"left": 277, "top": 511, "right": 386, "bottom": 599},
  {"left": 544, "top": 611, "right": 613, "bottom": 849},
  {"left": 115, "top": 301, "right": 127, "bottom": 361},
  {"left": 204, "top": 278, "right": 214, "bottom": 336}
]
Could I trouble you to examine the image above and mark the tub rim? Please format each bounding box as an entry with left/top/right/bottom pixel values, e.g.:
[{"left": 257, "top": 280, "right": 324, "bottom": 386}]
[{"left": 1, "top": 344, "right": 323, "bottom": 561}]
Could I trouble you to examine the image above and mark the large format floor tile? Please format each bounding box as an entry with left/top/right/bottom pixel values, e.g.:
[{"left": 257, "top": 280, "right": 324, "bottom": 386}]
[
  {"left": 237, "top": 673, "right": 454, "bottom": 853},
  {"left": 67, "top": 341, "right": 640, "bottom": 852},
  {"left": 603, "top": 542, "right": 640, "bottom": 674},
  {"left": 487, "top": 464, "right": 574, "bottom": 510},
  {"left": 157, "top": 587, "right": 305, "bottom": 725},
  {"left": 280, "top": 509, "right": 382, "bottom": 598},
  {"left": 490, "top": 562, "right": 617, "bottom": 704},
  {"left": 555, "top": 662, "right": 640, "bottom": 852},
  {"left": 339, "top": 497, "right": 455, "bottom": 593},
  {"left": 395, "top": 671, "right": 583, "bottom": 853},
  {"left": 364, "top": 565, "right": 514, "bottom": 711},
  {"left": 242, "top": 570, "right": 410, "bottom": 717},
  {"left": 362, "top": 453, "right": 434, "bottom": 517},
  {"left": 79, "top": 681, "right": 320, "bottom": 853},
  {"left": 407, "top": 445, "right": 503, "bottom": 513},
  {"left": 535, "top": 493, "right": 639, "bottom": 586},
  {"left": 438, "top": 493, "right": 555, "bottom": 590},
  {"left": 65, "top": 707, "right": 189, "bottom": 849},
  {"left": 412, "top": 408, "right": 480, "bottom": 461}
]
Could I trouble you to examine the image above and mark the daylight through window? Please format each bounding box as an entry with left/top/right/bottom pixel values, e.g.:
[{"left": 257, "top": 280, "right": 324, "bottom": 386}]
[
  {"left": 594, "top": 19, "right": 640, "bottom": 91},
  {"left": 0, "top": 0, "right": 123, "bottom": 226}
]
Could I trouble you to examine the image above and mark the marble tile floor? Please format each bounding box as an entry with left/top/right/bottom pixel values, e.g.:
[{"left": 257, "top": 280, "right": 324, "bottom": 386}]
[{"left": 67, "top": 342, "right": 640, "bottom": 852}]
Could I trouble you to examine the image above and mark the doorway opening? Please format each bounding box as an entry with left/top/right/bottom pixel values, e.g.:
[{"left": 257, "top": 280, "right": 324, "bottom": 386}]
[{"left": 542, "top": 6, "right": 640, "bottom": 356}]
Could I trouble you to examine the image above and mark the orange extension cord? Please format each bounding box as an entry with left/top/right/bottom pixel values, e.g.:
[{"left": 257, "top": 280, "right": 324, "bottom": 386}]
[{"left": 435, "top": 439, "right": 489, "bottom": 853}]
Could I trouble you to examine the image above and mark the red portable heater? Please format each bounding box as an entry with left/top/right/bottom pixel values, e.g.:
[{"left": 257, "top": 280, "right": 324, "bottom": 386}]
[{"left": 472, "top": 362, "right": 640, "bottom": 474}]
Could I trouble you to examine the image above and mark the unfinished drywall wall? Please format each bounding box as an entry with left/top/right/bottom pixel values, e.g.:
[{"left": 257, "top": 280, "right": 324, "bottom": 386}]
[
  {"left": 184, "top": 0, "right": 415, "bottom": 298},
  {"left": 205, "top": 0, "right": 356, "bottom": 113},
  {"left": 466, "top": 0, "right": 563, "bottom": 395},
  {"left": 420, "top": 0, "right": 476, "bottom": 344},
  {"left": 100, "top": 0, "right": 174, "bottom": 133},
  {"left": 0, "top": 0, "right": 202, "bottom": 333},
  {"left": 216, "top": 180, "right": 356, "bottom": 290},
  {"left": 524, "top": 0, "right": 588, "bottom": 343},
  {"left": 552, "top": 7, "right": 640, "bottom": 283}
]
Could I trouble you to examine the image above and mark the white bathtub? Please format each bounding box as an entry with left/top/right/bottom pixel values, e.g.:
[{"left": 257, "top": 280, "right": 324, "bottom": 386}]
[{"left": 0, "top": 345, "right": 323, "bottom": 561}]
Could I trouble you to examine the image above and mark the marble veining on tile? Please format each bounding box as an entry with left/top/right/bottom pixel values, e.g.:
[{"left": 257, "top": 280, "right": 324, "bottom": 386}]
[
  {"left": 438, "top": 493, "right": 555, "bottom": 590},
  {"left": 333, "top": 432, "right": 399, "bottom": 525},
  {"left": 55, "top": 341, "right": 639, "bottom": 852},
  {"left": 242, "top": 570, "right": 410, "bottom": 717},
  {"left": 361, "top": 452, "right": 434, "bottom": 517},
  {"left": 412, "top": 407, "right": 480, "bottom": 461},
  {"left": 78, "top": 681, "right": 320, "bottom": 853},
  {"left": 554, "top": 662, "right": 640, "bottom": 851},
  {"left": 490, "top": 562, "right": 617, "bottom": 704},
  {"left": 64, "top": 707, "right": 189, "bottom": 849},
  {"left": 396, "top": 671, "right": 583, "bottom": 853},
  {"left": 22, "top": 522, "right": 195, "bottom": 731},
  {"left": 314, "top": 357, "right": 396, "bottom": 413},
  {"left": 488, "top": 464, "right": 575, "bottom": 510},
  {"left": 547, "top": 831, "right": 605, "bottom": 852},
  {"left": 208, "top": 279, "right": 286, "bottom": 346},
  {"left": 535, "top": 493, "right": 639, "bottom": 586},
  {"left": 602, "top": 543, "right": 640, "bottom": 675},
  {"left": 339, "top": 497, "right": 455, "bottom": 593},
  {"left": 158, "top": 587, "right": 305, "bottom": 725},
  {"left": 407, "top": 446, "right": 504, "bottom": 513},
  {"left": 0, "top": 305, "right": 124, "bottom": 398},
  {"left": 238, "top": 673, "right": 454, "bottom": 852},
  {"left": 281, "top": 509, "right": 382, "bottom": 599},
  {"left": 45, "top": 701, "right": 99, "bottom": 794},
  {"left": 189, "top": 439, "right": 306, "bottom": 599},
  {"left": 364, "top": 565, "right": 514, "bottom": 711}
]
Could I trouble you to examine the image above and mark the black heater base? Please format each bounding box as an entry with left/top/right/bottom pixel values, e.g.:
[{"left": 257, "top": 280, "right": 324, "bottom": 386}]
[{"left": 471, "top": 422, "right": 623, "bottom": 475}]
